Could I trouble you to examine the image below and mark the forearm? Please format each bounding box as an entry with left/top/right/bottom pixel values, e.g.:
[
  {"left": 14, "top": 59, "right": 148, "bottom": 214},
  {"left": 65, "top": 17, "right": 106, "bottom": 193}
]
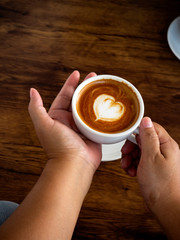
[
  {"left": 150, "top": 195, "right": 180, "bottom": 240},
  {"left": 0, "top": 157, "right": 94, "bottom": 240}
]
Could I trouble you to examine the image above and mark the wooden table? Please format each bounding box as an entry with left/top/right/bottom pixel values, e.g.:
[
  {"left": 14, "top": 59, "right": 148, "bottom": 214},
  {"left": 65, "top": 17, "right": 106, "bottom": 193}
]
[{"left": 0, "top": 0, "right": 179, "bottom": 239}]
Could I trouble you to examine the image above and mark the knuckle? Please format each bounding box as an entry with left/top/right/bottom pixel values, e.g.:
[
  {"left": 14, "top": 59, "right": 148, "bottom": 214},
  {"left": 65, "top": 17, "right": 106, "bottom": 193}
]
[
  {"left": 144, "top": 130, "right": 157, "bottom": 141},
  {"left": 60, "top": 94, "right": 70, "bottom": 105}
]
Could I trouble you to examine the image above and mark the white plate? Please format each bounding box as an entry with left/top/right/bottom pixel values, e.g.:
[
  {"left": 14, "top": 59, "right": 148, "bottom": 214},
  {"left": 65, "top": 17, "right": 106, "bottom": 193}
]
[
  {"left": 167, "top": 16, "right": 180, "bottom": 60},
  {"left": 101, "top": 140, "right": 126, "bottom": 161}
]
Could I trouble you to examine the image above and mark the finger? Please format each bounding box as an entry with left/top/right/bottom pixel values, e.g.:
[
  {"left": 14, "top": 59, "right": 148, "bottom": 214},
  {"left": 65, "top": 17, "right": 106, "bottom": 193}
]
[
  {"left": 139, "top": 117, "right": 160, "bottom": 159},
  {"left": 121, "top": 154, "right": 132, "bottom": 170},
  {"left": 121, "top": 140, "right": 137, "bottom": 154},
  {"left": 49, "top": 70, "right": 80, "bottom": 112},
  {"left": 84, "top": 72, "right": 97, "bottom": 80},
  {"left": 153, "top": 122, "right": 179, "bottom": 159},
  {"left": 140, "top": 117, "right": 178, "bottom": 161},
  {"left": 136, "top": 135, "right": 141, "bottom": 148},
  {"left": 127, "top": 165, "right": 137, "bottom": 177},
  {"left": 28, "top": 88, "right": 53, "bottom": 130},
  {"left": 67, "top": 72, "right": 97, "bottom": 112},
  {"left": 132, "top": 148, "right": 141, "bottom": 159}
]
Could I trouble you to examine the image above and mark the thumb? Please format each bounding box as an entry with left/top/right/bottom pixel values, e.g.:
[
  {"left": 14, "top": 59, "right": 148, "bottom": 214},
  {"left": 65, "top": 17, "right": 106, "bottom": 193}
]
[
  {"left": 28, "top": 88, "right": 53, "bottom": 131},
  {"left": 139, "top": 117, "right": 160, "bottom": 158}
]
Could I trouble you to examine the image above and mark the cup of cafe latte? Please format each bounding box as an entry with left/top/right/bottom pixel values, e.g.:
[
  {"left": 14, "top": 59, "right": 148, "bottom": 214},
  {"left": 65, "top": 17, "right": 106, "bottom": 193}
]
[{"left": 72, "top": 75, "right": 144, "bottom": 144}]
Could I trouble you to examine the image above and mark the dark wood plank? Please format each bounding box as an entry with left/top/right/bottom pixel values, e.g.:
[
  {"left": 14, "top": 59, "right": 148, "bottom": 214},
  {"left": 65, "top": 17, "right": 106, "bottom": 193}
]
[{"left": 0, "top": 0, "right": 179, "bottom": 239}]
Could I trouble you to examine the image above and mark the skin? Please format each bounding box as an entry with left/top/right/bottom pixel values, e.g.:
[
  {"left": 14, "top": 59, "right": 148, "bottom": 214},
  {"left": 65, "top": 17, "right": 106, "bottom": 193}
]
[
  {"left": 0, "top": 71, "right": 102, "bottom": 240},
  {"left": 0, "top": 70, "right": 180, "bottom": 240},
  {"left": 121, "top": 117, "right": 180, "bottom": 240}
]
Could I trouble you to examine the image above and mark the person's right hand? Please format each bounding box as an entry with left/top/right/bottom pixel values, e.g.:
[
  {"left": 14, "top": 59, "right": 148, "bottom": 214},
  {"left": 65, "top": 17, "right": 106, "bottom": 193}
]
[{"left": 121, "top": 117, "right": 180, "bottom": 212}]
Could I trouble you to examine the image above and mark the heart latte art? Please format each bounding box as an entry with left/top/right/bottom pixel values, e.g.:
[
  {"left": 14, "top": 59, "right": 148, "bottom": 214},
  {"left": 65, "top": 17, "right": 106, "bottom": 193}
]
[
  {"left": 76, "top": 79, "right": 140, "bottom": 134},
  {"left": 93, "top": 94, "right": 125, "bottom": 122}
]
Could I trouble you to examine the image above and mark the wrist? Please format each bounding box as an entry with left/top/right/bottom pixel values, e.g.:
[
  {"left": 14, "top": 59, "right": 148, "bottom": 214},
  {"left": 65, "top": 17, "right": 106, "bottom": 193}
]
[
  {"left": 47, "top": 150, "right": 97, "bottom": 173},
  {"left": 43, "top": 154, "right": 95, "bottom": 199},
  {"left": 147, "top": 189, "right": 180, "bottom": 222},
  {"left": 149, "top": 195, "right": 180, "bottom": 239},
  {"left": 147, "top": 185, "right": 180, "bottom": 214}
]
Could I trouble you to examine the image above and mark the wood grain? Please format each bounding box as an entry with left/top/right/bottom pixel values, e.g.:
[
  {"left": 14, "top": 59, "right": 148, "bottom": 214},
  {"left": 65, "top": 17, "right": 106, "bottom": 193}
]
[{"left": 0, "top": 0, "right": 180, "bottom": 239}]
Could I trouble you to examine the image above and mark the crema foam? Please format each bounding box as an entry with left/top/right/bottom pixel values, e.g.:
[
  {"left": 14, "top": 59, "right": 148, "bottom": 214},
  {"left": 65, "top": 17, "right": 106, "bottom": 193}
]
[
  {"left": 93, "top": 94, "right": 125, "bottom": 122},
  {"left": 76, "top": 79, "right": 140, "bottom": 134}
]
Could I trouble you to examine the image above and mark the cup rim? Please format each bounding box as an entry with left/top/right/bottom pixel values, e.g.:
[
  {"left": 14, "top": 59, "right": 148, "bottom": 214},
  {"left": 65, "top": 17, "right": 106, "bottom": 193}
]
[{"left": 72, "top": 74, "right": 144, "bottom": 137}]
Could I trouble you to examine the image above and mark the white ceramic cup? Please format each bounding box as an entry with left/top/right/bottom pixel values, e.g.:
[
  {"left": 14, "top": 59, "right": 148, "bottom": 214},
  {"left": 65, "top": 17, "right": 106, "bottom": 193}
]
[{"left": 72, "top": 75, "right": 144, "bottom": 144}]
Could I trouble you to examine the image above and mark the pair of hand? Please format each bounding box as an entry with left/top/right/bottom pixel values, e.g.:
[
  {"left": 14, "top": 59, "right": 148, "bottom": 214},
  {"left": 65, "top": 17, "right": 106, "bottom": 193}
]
[{"left": 29, "top": 70, "right": 180, "bottom": 211}]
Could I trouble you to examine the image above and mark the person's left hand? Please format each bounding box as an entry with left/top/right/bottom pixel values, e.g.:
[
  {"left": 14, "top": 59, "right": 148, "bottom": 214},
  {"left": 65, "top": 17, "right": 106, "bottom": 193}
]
[{"left": 28, "top": 71, "right": 102, "bottom": 172}]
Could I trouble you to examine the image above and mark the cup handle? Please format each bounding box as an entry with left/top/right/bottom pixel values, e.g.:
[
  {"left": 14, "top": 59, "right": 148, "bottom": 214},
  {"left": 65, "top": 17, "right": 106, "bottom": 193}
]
[{"left": 127, "top": 127, "right": 139, "bottom": 144}]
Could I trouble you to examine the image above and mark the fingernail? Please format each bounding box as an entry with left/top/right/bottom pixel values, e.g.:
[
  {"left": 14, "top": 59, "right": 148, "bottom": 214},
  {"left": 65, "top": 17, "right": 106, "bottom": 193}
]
[
  {"left": 142, "top": 117, "right": 153, "bottom": 128},
  {"left": 73, "top": 70, "right": 80, "bottom": 76}
]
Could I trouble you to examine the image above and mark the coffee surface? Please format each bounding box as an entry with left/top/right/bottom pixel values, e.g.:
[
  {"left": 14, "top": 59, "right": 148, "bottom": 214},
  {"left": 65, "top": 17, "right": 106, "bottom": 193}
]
[{"left": 76, "top": 79, "right": 140, "bottom": 133}]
